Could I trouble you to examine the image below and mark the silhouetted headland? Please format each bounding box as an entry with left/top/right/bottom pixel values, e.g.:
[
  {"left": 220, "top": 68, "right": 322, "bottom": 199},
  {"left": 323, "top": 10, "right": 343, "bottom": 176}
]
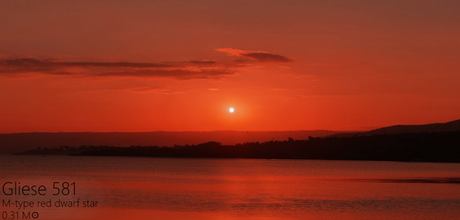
[
  {"left": 18, "top": 129, "right": 460, "bottom": 163},
  {"left": 333, "top": 119, "right": 460, "bottom": 137},
  {"left": 0, "top": 130, "right": 345, "bottom": 154}
]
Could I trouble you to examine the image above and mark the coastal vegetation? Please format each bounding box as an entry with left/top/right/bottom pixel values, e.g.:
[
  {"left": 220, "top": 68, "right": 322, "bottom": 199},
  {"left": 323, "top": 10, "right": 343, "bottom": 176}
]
[{"left": 19, "top": 130, "right": 460, "bottom": 162}]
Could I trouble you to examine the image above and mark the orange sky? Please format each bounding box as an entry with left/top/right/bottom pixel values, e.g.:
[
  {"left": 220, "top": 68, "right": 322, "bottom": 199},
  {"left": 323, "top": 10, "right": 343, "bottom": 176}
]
[{"left": 1, "top": 0, "right": 459, "bottom": 133}]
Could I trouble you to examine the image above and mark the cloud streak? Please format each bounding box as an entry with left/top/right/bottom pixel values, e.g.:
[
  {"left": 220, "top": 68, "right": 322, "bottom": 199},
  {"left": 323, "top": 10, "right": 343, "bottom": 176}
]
[
  {"left": 0, "top": 57, "right": 231, "bottom": 80},
  {"left": 97, "top": 69, "right": 234, "bottom": 80},
  {"left": 3, "top": 58, "right": 170, "bottom": 68},
  {"left": 215, "top": 48, "right": 294, "bottom": 63},
  {"left": 0, "top": 48, "right": 293, "bottom": 79}
]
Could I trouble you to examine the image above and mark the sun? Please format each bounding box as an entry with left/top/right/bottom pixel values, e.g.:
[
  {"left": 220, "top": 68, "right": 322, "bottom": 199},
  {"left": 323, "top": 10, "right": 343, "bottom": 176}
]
[{"left": 229, "top": 107, "right": 235, "bottom": 113}]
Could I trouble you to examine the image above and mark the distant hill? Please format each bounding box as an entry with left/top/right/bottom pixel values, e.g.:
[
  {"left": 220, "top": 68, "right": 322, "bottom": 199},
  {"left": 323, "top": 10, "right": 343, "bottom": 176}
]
[
  {"left": 0, "top": 130, "right": 345, "bottom": 154},
  {"left": 4, "top": 119, "right": 460, "bottom": 155},
  {"left": 21, "top": 130, "right": 460, "bottom": 163},
  {"left": 333, "top": 119, "right": 460, "bottom": 137},
  {"left": 366, "top": 119, "right": 460, "bottom": 134}
]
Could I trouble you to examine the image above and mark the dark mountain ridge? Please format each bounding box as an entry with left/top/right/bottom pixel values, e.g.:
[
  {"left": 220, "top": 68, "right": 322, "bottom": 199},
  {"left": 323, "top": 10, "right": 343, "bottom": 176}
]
[
  {"left": 333, "top": 119, "right": 460, "bottom": 137},
  {"left": 0, "top": 130, "right": 345, "bottom": 154},
  {"left": 21, "top": 129, "right": 460, "bottom": 163},
  {"left": 2, "top": 118, "right": 460, "bottom": 155}
]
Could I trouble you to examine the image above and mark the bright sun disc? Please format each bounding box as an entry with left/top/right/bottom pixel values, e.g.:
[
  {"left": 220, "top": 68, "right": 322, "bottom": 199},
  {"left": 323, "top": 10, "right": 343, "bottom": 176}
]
[{"left": 229, "top": 107, "right": 234, "bottom": 113}]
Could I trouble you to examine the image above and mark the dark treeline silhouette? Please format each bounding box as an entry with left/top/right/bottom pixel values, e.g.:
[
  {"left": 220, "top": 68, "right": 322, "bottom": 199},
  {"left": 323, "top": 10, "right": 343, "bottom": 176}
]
[
  {"left": 18, "top": 130, "right": 460, "bottom": 162},
  {"left": 0, "top": 130, "right": 344, "bottom": 154}
]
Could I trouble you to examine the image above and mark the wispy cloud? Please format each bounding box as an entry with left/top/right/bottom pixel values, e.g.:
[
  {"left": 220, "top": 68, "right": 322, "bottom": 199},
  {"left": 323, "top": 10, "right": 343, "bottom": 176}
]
[
  {"left": 117, "top": 86, "right": 181, "bottom": 94},
  {"left": 2, "top": 58, "right": 171, "bottom": 68},
  {"left": 0, "top": 48, "right": 293, "bottom": 79},
  {"left": 215, "top": 48, "right": 294, "bottom": 63},
  {"left": 0, "top": 57, "right": 231, "bottom": 80},
  {"left": 187, "top": 60, "right": 218, "bottom": 65},
  {"left": 97, "top": 69, "right": 234, "bottom": 80}
]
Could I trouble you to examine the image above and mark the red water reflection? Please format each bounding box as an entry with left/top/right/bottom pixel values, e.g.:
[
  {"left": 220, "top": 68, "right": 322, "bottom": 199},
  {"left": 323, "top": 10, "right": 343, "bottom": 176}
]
[{"left": 2, "top": 156, "right": 460, "bottom": 220}]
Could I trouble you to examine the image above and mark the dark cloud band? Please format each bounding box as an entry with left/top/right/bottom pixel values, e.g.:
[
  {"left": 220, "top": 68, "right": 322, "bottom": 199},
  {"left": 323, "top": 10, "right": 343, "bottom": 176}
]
[
  {"left": 215, "top": 48, "right": 294, "bottom": 63},
  {"left": 0, "top": 57, "right": 230, "bottom": 80},
  {"left": 0, "top": 48, "right": 292, "bottom": 79}
]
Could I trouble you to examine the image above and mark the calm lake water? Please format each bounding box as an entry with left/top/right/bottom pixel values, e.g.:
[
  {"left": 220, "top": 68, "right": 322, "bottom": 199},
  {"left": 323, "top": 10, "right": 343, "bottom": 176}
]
[{"left": 1, "top": 155, "right": 460, "bottom": 220}]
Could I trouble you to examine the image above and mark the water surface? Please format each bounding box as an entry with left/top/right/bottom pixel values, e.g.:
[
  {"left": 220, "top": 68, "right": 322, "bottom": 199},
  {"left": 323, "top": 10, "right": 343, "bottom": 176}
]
[{"left": 1, "top": 155, "right": 460, "bottom": 219}]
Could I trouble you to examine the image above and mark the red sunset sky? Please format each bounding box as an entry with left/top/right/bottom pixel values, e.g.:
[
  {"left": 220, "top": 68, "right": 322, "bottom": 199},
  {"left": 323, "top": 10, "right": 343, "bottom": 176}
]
[{"left": 1, "top": 0, "right": 459, "bottom": 133}]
